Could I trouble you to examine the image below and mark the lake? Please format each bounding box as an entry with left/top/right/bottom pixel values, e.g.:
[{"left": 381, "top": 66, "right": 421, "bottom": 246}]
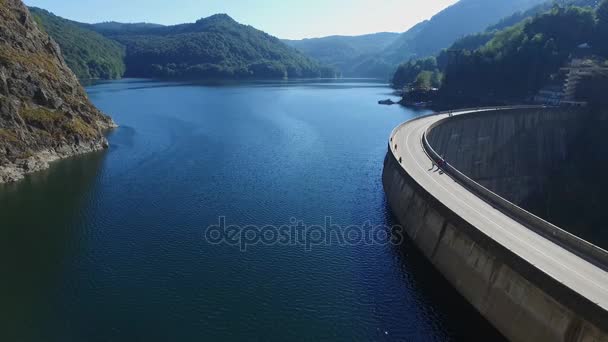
[{"left": 0, "top": 79, "right": 504, "bottom": 341}]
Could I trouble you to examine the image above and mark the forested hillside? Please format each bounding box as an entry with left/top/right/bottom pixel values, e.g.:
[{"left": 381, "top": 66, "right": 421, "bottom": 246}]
[
  {"left": 28, "top": 10, "right": 334, "bottom": 80},
  {"left": 29, "top": 7, "right": 126, "bottom": 80},
  {"left": 287, "top": 0, "right": 546, "bottom": 79},
  {"left": 86, "top": 21, "right": 165, "bottom": 35},
  {"left": 283, "top": 33, "right": 399, "bottom": 77},
  {"left": 393, "top": 0, "right": 608, "bottom": 106},
  {"left": 105, "top": 14, "right": 335, "bottom": 79},
  {"left": 382, "top": 0, "right": 546, "bottom": 64},
  {"left": 441, "top": 4, "right": 603, "bottom": 105},
  {"left": 392, "top": 0, "right": 600, "bottom": 90}
]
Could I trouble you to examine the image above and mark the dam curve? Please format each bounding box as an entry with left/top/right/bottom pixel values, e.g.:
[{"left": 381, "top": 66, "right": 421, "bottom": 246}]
[{"left": 383, "top": 107, "right": 608, "bottom": 341}]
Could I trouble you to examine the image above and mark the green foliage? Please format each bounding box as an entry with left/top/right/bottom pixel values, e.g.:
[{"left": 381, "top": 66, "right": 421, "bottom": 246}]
[
  {"left": 392, "top": 57, "right": 441, "bottom": 89},
  {"left": 20, "top": 106, "right": 98, "bottom": 139},
  {"left": 439, "top": 5, "right": 597, "bottom": 104},
  {"left": 448, "top": 32, "right": 496, "bottom": 51},
  {"left": 412, "top": 71, "right": 433, "bottom": 90},
  {"left": 110, "top": 14, "right": 335, "bottom": 79},
  {"left": 29, "top": 7, "right": 126, "bottom": 80},
  {"left": 20, "top": 106, "right": 62, "bottom": 124},
  {"left": 441, "top": 0, "right": 601, "bottom": 62},
  {"left": 287, "top": 0, "right": 546, "bottom": 79},
  {"left": 87, "top": 21, "right": 165, "bottom": 35},
  {"left": 283, "top": 33, "right": 400, "bottom": 77},
  {"left": 383, "top": 0, "right": 546, "bottom": 65},
  {"left": 0, "top": 129, "right": 18, "bottom": 143}
]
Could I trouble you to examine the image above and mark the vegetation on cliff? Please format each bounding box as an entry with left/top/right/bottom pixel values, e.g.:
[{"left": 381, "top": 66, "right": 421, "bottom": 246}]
[
  {"left": 29, "top": 7, "right": 126, "bottom": 80},
  {"left": 0, "top": 0, "right": 114, "bottom": 182},
  {"left": 440, "top": 4, "right": 604, "bottom": 105}
]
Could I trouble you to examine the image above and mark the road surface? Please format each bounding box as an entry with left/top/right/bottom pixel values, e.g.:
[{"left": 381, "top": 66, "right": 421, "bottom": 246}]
[{"left": 389, "top": 109, "right": 608, "bottom": 311}]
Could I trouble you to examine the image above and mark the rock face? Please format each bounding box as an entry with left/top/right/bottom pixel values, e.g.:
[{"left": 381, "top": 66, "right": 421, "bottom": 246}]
[{"left": 0, "top": 0, "right": 115, "bottom": 183}]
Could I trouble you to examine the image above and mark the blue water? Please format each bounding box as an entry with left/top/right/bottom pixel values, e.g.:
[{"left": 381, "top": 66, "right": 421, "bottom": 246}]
[{"left": 0, "top": 79, "right": 504, "bottom": 341}]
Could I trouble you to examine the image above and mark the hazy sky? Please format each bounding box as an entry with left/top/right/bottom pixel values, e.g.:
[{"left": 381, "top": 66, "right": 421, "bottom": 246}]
[{"left": 23, "top": 0, "right": 459, "bottom": 39}]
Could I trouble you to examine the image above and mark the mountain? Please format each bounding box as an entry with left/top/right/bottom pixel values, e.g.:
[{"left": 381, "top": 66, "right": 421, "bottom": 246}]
[
  {"left": 393, "top": 1, "right": 608, "bottom": 106},
  {"left": 446, "top": 0, "right": 601, "bottom": 53},
  {"left": 440, "top": 4, "right": 602, "bottom": 105},
  {"left": 95, "top": 14, "right": 335, "bottom": 79},
  {"left": 0, "top": 0, "right": 115, "bottom": 183},
  {"left": 288, "top": 0, "right": 545, "bottom": 79},
  {"left": 286, "top": 0, "right": 547, "bottom": 79},
  {"left": 87, "top": 21, "right": 165, "bottom": 35},
  {"left": 283, "top": 32, "right": 400, "bottom": 76},
  {"left": 391, "top": 0, "right": 599, "bottom": 89},
  {"left": 382, "top": 0, "right": 547, "bottom": 65},
  {"left": 28, "top": 7, "right": 126, "bottom": 80}
]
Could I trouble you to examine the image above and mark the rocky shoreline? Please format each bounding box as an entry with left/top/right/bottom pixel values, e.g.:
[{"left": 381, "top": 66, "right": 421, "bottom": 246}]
[
  {"left": 0, "top": 131, "right": 115, "bottom": 184},
  {"left": 0, "top": 0, "right": 117, "bottom": 184}
]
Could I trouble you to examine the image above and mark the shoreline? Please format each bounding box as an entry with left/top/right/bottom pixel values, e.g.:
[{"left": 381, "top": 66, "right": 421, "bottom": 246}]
[{"left": 0, "top": 122, "right": 117, "bottom": 184}]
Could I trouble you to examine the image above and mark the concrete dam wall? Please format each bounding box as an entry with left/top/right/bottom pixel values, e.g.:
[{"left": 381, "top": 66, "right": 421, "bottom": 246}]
[
  {"left": 426, "top": 107, "right": 586, "bottom": 205},
  {"left": 383, "top": 108, "right": 608, "bottom": 342}
]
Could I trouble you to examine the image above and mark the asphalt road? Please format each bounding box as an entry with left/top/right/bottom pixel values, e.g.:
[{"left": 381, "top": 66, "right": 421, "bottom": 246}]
[{"left": 389, "top": 109, "right": 608, "bottom": 311}]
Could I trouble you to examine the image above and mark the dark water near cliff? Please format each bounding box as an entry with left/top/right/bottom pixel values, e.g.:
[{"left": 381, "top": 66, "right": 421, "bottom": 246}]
[{"left": 0, "top": 79, "right": 504, "bottom": 341}]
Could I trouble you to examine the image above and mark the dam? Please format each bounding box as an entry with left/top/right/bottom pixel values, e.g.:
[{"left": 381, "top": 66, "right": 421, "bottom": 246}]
[{"left": 383, "top": 107, "right": 608, "bottom": 342}]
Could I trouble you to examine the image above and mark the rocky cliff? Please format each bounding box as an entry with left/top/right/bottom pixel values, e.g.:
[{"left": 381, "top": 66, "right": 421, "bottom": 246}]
[{"left": 0, "top": 0, "right": 115, "bottom": 183}]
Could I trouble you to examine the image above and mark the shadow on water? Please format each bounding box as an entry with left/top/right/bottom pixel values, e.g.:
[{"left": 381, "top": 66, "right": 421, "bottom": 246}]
[
  {"left": 0, "top": 150, "right": 108, "bottom": 342},
  {"left": 383, "top": 204, "right": 507, "bottom": 341}
]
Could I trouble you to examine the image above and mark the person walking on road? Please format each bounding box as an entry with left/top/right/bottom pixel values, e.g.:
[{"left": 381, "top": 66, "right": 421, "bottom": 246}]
[{"left": 430, "top": 155, "right": 447, "bottom": 172}]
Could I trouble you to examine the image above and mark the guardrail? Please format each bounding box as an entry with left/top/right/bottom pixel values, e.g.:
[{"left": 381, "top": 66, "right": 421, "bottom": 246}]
[{"left": 418, "top": 106, "right": 608, "bottom": 270}]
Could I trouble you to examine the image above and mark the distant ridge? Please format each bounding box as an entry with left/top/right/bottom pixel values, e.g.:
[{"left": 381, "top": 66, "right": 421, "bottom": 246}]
[
  {"left": 87, "top": 21, "right": 165, "bottom": 35},
  {"left": 30, "top": 12, "right": 335, "bottom": 80},
  {"left": 94, "top": 13, "right": 335, "bottom": 79},
  {"left": 286, "top": 0, "right": 547, "bottom": 79},
  {"left": 283, "top": 32, "right": 400, "bottom": 77},
  {"left": 0, "top": 0, "right": 115, "bottom": 182}
]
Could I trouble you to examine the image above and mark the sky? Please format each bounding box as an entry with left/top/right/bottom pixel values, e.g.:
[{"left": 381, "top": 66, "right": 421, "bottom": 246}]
[{"left": 23, "top": 0, "right": 459, "bottom": 39}]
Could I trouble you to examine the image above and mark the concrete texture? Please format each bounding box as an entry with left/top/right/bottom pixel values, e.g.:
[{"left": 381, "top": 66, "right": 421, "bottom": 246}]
[
  {"left": 426, "top": 108, "right": 585, "bottom": 205},
  {"left": 383, "top": 108, "right": 608, "bottom": 342}
]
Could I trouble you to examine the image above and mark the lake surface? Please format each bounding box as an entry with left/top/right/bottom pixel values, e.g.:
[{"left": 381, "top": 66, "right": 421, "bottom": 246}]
[{"left": 0, "top": 79, "right": 504, "bottom": 341}]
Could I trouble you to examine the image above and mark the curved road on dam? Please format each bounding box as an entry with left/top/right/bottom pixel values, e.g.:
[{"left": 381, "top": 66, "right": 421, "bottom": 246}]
[{"left": 389, "top": 109, "right": 608, "bottom": 312}]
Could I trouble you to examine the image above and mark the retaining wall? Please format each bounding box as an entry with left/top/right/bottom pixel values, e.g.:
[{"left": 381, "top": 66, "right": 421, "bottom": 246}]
[{"left": 383, "top": 109, "right": 608, "bottom": 342}]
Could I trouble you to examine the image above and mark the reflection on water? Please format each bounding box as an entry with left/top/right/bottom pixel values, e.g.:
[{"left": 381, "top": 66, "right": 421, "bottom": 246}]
[
  {"left": 0, "top": 79, "right": 503, "bottom": 341},
  {"left": 0, "top": 151, "right": 107, "bottom": 341}
]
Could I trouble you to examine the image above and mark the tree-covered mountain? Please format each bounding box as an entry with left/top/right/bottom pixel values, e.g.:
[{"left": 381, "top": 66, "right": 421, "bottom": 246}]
[
  {"left": 382, "top": 0, "right": 547, "bottom": 65},
  {"left": 283, "top": 32, "right": 399, "bottom": 77},
  {"left": 394, "top": 0, "right": 608, "bottom": 106},
  {"left": 29, "top": 7, "right": 126, "bottom": 80},
  {"left": 443, "top": 0, "right": 601, "bottom": 55},
  {"left": 391, "top": 0, "right": 600, "bottom": 89},
  {"left": 98, "top": 14, "right": 335, "bottom": 79},
  {"left": 287, "top": 0, "right": 546, "bottom": 79},
  {"left": 26, "top": 10, "right": 334, "bottom": 80},
  {"left": 86, "top": 21, "right": 165, "bottom": 35},
  {"left": 440, "top": 4, "right": 601, "bottom": 105}
]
